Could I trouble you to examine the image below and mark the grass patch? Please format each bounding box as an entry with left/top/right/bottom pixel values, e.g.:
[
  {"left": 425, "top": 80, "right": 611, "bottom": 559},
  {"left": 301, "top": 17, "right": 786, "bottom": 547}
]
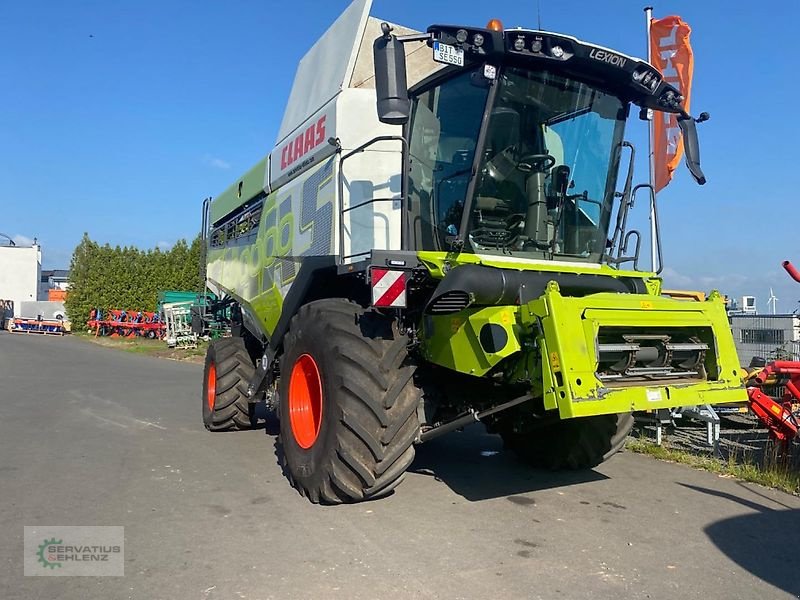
[
  {"left": 73, "top": 330, "right": 206, "bottom": 362},
  {"left": 627, "top": 436, "right": 800, "bottom": 496}
]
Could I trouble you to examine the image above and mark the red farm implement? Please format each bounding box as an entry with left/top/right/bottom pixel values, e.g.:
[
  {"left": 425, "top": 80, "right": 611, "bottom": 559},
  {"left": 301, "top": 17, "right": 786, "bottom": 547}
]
[
  {"left": 743, "top": 261, "right": 800, "bottom": 450},
  {"left": 87, "top": 308, "right": 165, "bottom": 339}
]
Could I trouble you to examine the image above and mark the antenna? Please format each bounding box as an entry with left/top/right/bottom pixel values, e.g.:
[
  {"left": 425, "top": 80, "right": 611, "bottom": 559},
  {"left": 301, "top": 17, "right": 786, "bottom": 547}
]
[
  {"left": 768, "top": 287, "right": 778, "bottom": 315},
  {"left": 537, "top": 0, "right": 542, "bottom": 29}
]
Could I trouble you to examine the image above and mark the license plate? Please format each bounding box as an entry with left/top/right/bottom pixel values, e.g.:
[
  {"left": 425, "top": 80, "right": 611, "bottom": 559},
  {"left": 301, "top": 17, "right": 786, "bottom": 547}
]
[{"left": 433, "top": 41, "right": 464, "bottom": 67}]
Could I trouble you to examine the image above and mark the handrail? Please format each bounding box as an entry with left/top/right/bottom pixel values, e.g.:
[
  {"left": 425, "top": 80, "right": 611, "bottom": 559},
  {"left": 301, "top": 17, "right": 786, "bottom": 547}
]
[
  {"left": 608, "top": 142, "right": 635, "bottom": 257},
  {"left": 337, "top": 135, "right": 408, "bottom": 264}
]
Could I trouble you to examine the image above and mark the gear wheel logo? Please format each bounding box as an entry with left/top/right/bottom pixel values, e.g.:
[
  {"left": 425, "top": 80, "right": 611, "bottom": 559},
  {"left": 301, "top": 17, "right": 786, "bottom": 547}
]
[{"left": 37, "top": 538, "right": 63, "bottom": 569}]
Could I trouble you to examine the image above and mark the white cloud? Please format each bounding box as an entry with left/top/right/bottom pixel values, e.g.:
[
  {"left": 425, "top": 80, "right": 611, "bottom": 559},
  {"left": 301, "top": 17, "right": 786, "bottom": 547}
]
[
  {"left": 660, "top": 266, "right": 695, "bottom": 289},
  {"left": 203, "top": 155, "right": 231, "bottom": 170},
  {"left": 661, "top": 266, "right": 752, "bottom": 293},
  {"left": 156, "top": 241, "right": 172, "bottom": 251}
]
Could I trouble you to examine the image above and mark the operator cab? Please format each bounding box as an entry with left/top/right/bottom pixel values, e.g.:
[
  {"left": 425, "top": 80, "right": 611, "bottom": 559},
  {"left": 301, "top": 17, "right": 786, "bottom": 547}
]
[{"left": 374, "top": 20, "right": 706, "bottom": 267}]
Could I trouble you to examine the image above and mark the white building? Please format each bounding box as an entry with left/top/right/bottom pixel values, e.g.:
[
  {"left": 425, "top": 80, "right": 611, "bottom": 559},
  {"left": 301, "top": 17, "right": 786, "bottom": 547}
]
[{"left": 0, "top": 241, "right": 42, "bottom": 316}]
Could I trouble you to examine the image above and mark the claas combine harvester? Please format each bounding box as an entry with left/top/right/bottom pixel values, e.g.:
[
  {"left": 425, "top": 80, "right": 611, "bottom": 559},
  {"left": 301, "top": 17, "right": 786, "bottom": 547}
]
[{"left": 200, "top": 0, "right": 747, "bottom": 503}]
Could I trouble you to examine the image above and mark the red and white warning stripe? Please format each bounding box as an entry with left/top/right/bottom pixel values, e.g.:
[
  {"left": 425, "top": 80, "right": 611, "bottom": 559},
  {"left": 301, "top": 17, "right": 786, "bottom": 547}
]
[{"left": 371, "top": 268, "right": 407, "bottom": 308}]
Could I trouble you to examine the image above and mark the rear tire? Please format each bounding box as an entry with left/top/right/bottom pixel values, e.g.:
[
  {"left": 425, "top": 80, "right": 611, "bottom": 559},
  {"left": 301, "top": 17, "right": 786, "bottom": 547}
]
[
  {"left": 501, "top": 412, "right": 634, "bottom": 469},
  {"left": 202, "top": 337, "right": 257, "bottom": 431},
  {"left": 277, "top": 299, "right": 420, "bottom": 504}
]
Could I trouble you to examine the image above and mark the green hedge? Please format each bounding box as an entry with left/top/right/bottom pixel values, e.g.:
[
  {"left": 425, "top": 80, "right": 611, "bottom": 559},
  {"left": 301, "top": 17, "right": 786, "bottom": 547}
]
[{"left": 65, "top": 233, "right": 203, "bottom": 326}]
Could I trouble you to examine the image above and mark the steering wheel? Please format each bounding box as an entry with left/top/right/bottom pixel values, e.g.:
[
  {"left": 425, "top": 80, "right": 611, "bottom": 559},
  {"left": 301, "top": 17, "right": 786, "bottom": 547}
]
[{"left": 516, "top": 153, "right": 556, "bottom": 173}]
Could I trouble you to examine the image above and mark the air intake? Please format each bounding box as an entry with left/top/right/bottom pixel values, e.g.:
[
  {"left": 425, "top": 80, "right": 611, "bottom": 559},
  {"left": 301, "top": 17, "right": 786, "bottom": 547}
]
[{"left": 427, "top": 291, "right": 471, "bottom": 314}]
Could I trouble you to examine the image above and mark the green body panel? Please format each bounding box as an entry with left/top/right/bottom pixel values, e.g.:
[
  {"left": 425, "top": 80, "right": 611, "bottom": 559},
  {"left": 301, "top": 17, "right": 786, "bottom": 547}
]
[
  {"left": 526, "top": 282, "right": 746, "bottom": 417},
  {"left": 422, "top": 306, "right": 521, "bottom": 376},
  {"left": 209, "top": 158, "right": 268, "bottom": 225},
  {"left": 417, "top": 254, "right": 747, "bottom": 419}
]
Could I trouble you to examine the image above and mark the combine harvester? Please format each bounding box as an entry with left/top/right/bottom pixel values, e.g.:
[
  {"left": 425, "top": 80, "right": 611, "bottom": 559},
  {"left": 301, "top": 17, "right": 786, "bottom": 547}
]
[{"left": 200, "top": 0, "right": 747, "bottom": 503}]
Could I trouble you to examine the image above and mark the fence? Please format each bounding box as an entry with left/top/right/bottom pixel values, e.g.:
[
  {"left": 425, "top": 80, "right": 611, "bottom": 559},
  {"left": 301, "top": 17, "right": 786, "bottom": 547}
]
[{"left": 729, "top": 314, "right": 800, "bottom": 366}]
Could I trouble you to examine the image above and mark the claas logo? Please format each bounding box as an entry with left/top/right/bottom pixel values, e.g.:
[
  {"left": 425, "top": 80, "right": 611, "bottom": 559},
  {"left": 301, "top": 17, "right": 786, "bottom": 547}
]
[{"left": 280, "top": 115, "right": 326, "bottom": 170}]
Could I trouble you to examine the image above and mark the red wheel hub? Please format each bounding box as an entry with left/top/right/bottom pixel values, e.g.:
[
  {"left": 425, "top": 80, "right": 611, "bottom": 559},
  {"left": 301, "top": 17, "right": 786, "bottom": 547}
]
[
  {"left": 288, "top": 354, "right": 323, "bottom": 449},
  {"left": 207, "top": 362, "right": 217, "bottom": 411}
]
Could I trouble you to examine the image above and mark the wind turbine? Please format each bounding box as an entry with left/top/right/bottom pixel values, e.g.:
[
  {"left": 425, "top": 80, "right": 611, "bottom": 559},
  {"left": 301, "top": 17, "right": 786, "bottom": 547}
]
[{"left": 767, "top": 288, "right": 778, "bottom": 315}]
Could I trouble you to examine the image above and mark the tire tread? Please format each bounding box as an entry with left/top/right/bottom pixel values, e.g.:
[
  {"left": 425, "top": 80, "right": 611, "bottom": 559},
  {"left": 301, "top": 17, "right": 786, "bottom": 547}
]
[{"left": 278, "top": 299, "right": 420, "bottom": 504}]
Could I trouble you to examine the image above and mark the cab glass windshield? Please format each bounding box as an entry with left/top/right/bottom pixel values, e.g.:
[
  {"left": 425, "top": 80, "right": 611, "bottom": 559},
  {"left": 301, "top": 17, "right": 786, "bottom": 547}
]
[{"left": 467, "top": 68, "right": 626, "bottom": 261}]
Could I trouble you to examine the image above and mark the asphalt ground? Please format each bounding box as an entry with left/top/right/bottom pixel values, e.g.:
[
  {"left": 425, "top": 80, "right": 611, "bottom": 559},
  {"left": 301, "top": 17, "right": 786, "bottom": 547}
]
[{"left": 1, "top": 332, "right": 799, "bottom": 600}]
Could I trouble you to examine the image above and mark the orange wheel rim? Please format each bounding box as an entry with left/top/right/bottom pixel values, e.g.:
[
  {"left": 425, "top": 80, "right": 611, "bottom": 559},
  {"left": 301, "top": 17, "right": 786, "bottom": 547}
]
[
  {"left": 288, "top": 354, "right": 323, "bottom": 449},
  {"left": 207, "top": 362, "right": 216, "bottom": 411}
]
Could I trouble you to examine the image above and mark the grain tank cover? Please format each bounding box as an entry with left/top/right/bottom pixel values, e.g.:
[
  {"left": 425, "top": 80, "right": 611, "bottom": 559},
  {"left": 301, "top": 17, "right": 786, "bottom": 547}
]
[{"left": 275, "top": 0, "right": 373, "bottom": 144}]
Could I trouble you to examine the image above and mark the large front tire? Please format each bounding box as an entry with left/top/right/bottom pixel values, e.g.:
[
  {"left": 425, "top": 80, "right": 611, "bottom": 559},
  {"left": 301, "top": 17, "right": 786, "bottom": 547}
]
[
  {"left": 500, "top": 413, "right": 634, "bottom": 470},
  {"left": 202, "top": 337, "right": 257, "bottom": 431},
  {"left": 278, "top": 299, "right": 420, "bottom": 504}
]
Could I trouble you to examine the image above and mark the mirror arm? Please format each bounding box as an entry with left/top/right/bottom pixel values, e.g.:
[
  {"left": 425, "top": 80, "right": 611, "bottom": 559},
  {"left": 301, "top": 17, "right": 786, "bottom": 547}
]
[{"left": 396, "top": 32, "right": 433, "bottom": 43}]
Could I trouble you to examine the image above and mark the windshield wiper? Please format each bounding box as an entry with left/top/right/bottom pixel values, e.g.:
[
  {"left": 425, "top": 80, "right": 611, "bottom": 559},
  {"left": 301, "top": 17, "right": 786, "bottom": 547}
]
[{"left": 546, "top": 105, "right": 592, "bottom": 126}]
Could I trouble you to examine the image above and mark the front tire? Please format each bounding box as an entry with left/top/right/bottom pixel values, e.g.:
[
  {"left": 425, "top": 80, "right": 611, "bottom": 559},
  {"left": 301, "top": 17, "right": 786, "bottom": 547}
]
[
  {"left": 278, "top": 299, "right": 420, "bottom": 504},
  {"left": 202, "top": 337, "right": 257, "bottom": 431},
  {"left": 500, "top": 413, "right": 634, "bottom": 470}
]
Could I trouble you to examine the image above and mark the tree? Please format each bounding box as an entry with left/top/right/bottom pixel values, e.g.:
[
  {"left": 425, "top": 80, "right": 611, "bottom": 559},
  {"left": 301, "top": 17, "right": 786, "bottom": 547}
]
[{"left": 65, "top": 234, "right": 205, "bottom": 326}]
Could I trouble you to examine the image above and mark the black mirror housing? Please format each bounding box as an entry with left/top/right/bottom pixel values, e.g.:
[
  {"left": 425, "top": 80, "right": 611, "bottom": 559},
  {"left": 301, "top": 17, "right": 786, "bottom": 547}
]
[
  {"left": 373, "top": 32, "right": 410, "bottom": 125},
  {"left": 678, "top": 116, "right": 706, "bottom": 186}
]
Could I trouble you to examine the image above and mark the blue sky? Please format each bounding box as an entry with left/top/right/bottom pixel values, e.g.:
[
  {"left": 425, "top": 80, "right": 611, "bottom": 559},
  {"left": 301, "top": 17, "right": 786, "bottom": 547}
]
[{"left": 2, "top": 0, "right": 798, "bottom": 312}]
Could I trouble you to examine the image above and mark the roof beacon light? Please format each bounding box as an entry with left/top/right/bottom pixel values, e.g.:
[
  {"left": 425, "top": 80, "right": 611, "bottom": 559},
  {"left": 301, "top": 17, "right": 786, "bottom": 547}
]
[{"left": 486, "top": 19, "right": 503, "bottom": 32}]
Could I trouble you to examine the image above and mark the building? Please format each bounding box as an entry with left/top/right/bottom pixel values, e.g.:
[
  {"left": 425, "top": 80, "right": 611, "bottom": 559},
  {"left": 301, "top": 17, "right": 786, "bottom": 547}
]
[
  {"left": 729, "top": 314, "right": 800, "bottom": 367},
  {"left": 38, "top": 269, "right": 70, "bottom": 301},
  {"left": 0, "top": 241, "right": 42, "bottom": 316}
]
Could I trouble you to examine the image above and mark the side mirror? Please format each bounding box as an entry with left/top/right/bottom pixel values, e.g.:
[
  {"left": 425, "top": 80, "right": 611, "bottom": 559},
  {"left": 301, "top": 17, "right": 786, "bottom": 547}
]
[
  {"left": 373, "top": 26, "right": 410, "bottom": 125},
  {"left": 678, "top": 116, "right": 706, "bottom": 185}
]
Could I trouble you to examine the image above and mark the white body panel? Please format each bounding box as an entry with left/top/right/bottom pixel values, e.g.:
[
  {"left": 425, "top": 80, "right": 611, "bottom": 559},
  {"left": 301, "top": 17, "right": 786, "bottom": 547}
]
[
  {"left": 267, "top": 87, "right": 404, "bottom": 266},
  {"left": 336, "top": 89, "right": 403, "bottom": 262}
]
